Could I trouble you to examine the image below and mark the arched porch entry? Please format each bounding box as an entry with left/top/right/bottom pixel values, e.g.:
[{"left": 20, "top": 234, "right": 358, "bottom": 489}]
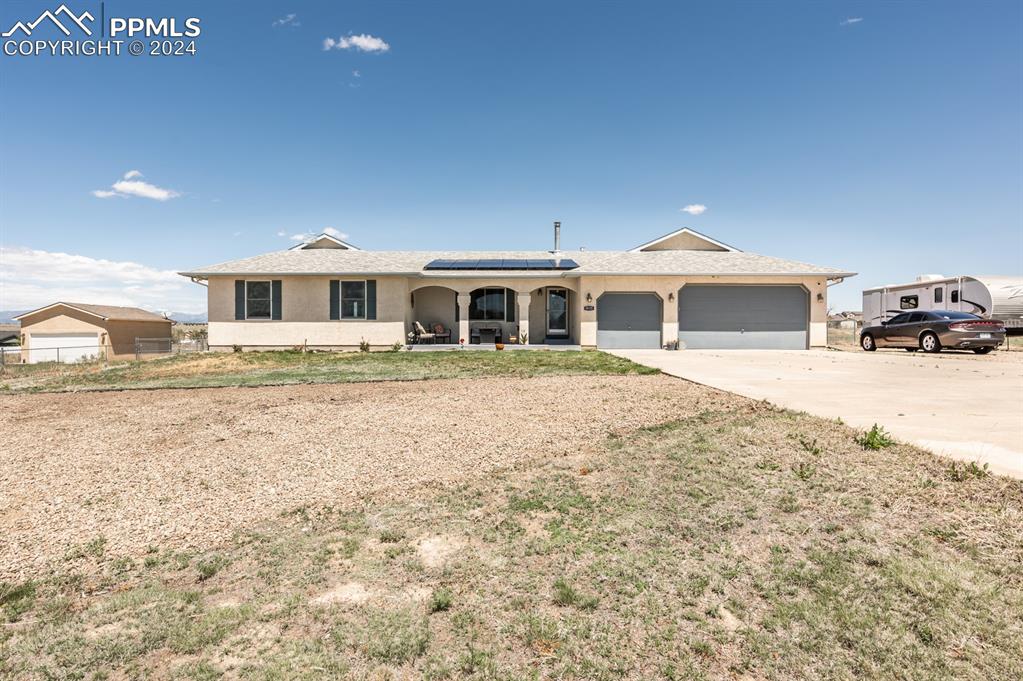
[
  {"left": 526, "top": 285, "right": 578, "bottom": 344},
  {"left": 409, "top": 285, "right": 459, "bottom": 343}
]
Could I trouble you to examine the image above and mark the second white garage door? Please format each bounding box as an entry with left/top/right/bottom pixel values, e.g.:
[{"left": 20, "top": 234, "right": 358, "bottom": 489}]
[
  {"left": 27, "top": 333, "right": 101, "bottom": 363},
  {"left": 678, "top": 285, "right": 808, "bottom": 350}
]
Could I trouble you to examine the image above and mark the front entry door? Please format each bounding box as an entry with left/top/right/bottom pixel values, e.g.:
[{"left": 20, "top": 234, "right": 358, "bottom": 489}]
[{"left": 546, "top": 288, "right": 568, "bottom": 338}]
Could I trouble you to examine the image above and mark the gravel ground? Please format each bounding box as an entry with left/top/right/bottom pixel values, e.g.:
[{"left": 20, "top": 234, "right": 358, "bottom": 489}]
[{"left": 0, "top": 374, "right": 731, "bottom": 579}]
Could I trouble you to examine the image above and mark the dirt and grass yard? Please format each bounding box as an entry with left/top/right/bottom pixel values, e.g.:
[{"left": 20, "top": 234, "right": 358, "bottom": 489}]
[
  {"left": 0, "top": 349, "right": 657, "bottom": 393},
  {"left": 1, "top": 352, "right": 1020, "bottom": 679}
]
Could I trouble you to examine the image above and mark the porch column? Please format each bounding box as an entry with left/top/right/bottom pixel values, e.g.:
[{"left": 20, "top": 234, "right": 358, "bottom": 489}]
[
  {"left": 457, "top": 294, "right": 470, "bottom": 345},
  {"left": 516, "top": 293, "right": 532, "bottom": 344}
]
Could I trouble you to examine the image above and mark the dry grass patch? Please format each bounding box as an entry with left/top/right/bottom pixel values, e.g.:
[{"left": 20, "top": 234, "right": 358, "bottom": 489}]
[{"left": 1, "top": 399, "right": 1020, "bottom": 679}]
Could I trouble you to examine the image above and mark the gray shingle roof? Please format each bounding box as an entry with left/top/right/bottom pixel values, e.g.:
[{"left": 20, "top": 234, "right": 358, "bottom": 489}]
[
  {"left": 14, "top": 303, "right": 171, "bottom": 322},
  {"left": 180, "top": 249, "right": 854, "bottom": 279}
]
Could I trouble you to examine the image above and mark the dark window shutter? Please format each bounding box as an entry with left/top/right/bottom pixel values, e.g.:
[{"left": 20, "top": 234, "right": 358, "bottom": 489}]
[
  {"left": 329, "top": 280, "right": 340, "bottom": 320},
  {"left": 454, "top": 292, "right": 459, "bottom": 322},
  {"left": 234, "top": 280, "right": 245, "bottom": 320},
  {"left": 271, "top": 280, "right": 282, "bottom": 320},
  {"left": 505, "top": 289, "right": 515, "bottom": 322},
  {"left": 366, "top": 280, "right": 377, "bottom": 320}
]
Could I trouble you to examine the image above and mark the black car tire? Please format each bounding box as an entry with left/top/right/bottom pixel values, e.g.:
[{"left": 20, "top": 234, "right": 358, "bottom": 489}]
[
  {"left": 973, "top": 347, "right": 994, "bottom": 355},
  {"left": 905, "top": 348, "right": 917, "bottom": 352},
  {"left": 861, "top": 334, "right": 876, "bottom": 352},
  {"left": 920, "top": 332, "right": 941, "bottom": 353}
]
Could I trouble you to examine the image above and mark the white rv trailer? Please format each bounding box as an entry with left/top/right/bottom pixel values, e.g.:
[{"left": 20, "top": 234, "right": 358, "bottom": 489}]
[{"left": 863, "top": 275, "right": 1023, "bottom": 330}]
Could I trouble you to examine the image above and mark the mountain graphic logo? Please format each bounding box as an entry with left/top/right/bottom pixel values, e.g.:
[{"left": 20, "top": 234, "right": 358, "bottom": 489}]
[{"left": 2, "top": 4, "right": 95, "bottom": 38}]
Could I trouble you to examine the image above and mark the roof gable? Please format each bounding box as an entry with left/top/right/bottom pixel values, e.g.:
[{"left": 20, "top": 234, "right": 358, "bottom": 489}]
[
  {"left": 288, "top": 233, "right": 361, "bottom": 251},
  {"left": 13, "top": 302, "right": 170, "bottom": 323},
  {"left": 629, "top": 228, "right": 739, "bottom": 253}
]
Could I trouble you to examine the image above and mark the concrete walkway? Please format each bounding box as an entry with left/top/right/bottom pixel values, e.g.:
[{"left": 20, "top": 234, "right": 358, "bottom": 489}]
[{"left": 610, "top": 348, "right": 1023, "bottom": 479}]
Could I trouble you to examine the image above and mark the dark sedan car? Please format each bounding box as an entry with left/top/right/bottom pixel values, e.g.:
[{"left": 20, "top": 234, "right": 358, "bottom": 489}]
[{"left": 860, "top": 310, "right": 1006, "bottom": 354}]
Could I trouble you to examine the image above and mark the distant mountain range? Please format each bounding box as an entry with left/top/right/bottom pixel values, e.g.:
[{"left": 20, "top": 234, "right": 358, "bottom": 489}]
[{"left": 0, "top": 310, "right": 208, "bottom": 324}]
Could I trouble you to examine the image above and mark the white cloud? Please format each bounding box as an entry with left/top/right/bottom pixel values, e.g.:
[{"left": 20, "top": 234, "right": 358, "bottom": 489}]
[
  {"left": 110, "top": 180, "right": 181, "bottom": 201},
  {"left": 0, "top": 246, "right": 205, "bottom": 314},
  {"left": 840, "top": 17, "right": 864, "bottom": 26},
  {"left": 680, "top": 204, "right": 707, "bottom": 215},
  {"left": 323, "top": 33, "right": 390, "bottom": 52},
  {"left": 323, "top": 227, "right": 348, "bottom": 239},
  {"left": 273, "top": 13, "right": 299, "bottom": 28},
  {"left": 93, "top": 171, "right": 180, "bottom": 201},
  {"left": 352, "top": 70, "right": 361, "bottom": 77},
  {"left": 276, "top": 230, "right": 288, "bottom": 237}
]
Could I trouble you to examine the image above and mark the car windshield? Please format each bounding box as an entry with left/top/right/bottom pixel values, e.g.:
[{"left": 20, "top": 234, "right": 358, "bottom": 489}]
[{"left": 930, "top": 311, "right": 980, "bottom": 320}]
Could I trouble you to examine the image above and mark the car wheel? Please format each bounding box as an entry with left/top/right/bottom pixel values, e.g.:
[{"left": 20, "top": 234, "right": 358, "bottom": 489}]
[
  {"left": 920, "top": 332, "right": 941, "bottom": 353},
  {"left": 973, "top": 347, "right": 994, "bottom": 355},
  {"left": 861, "top": 334, "right": 876, "bottom": 352},
  {"left": 904, "top": 347, "right": 917, "bottom": 352}
]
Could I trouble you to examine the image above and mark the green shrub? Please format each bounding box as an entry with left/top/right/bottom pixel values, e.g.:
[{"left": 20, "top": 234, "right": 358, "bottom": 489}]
[
  {"left": 855, "top": 424, "right": 895, "bottom": 450},
  {"left": 195, "top": 554, "right": 229, "bottom": 582},
  {"left": 792, "top": 461, "right": 816, "bottom": 481},
  {"left": 429, "top": 587, "right": 452, "bottom": 613},
  {"left": 946, "top": 461, "right": 989, "bottom": 481}
]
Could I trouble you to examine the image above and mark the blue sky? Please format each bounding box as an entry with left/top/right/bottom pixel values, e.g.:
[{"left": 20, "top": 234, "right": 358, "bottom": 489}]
[{"left": 1, "top": 0, "right": 1021, "bottom": 314}]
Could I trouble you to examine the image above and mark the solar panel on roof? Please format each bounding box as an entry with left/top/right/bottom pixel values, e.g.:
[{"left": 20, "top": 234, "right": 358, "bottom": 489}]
[{"left": 422, "top": 258, "right": 579, "bottom": 271}]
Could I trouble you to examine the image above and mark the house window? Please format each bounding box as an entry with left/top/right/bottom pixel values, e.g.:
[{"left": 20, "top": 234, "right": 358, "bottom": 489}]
[
  {"left": 469, "top": 288, "right": 507, "bottom": 321},
  {"left": 246, "top": 281, "right": 272, "bottom": 319},
  {"left": 341, "top": 281, "right": 366, "bottom": 319},
  {"left": 900, "top": 295, "right": 918, "bottom": 310},
  {"left": 951, "top": 289, "right": 959, "bottom": 303},
  {"left": 934, "top": 288, "right": 943, "bottom": 304}
]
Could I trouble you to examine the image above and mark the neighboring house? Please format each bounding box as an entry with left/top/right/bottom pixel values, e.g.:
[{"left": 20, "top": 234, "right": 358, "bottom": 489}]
[
  {"left": 13, "top": 303, "right": 173, "bottom": 363},
  {"left": 0, "top": 324, "right": 19, "bottom": 346},
  {"left": 180, "top": 227, "right": 855, "bottom": 351},
  {"left": 828, "top": 311, "right": 863, "bottom": 329}
]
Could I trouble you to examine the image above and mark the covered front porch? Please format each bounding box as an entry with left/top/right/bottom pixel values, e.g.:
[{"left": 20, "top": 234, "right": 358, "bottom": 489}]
[{"left": 407, "top": 281, "right": 580, "bottom": 346}]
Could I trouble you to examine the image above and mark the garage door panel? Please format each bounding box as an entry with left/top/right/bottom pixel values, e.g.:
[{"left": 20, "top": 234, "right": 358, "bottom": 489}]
[
  {"left": 28, "top": 333, "right": 100, "bottom": 364},
  {"left": 597, "top": 293, "right": 661, "bottom": 349},
  {"left": 679, "top": 285, "right": 807, "bottom": 350}
]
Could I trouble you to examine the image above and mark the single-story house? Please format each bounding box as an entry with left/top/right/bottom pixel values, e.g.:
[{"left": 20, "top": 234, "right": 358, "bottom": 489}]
[
  {"left": 180, "top": 227, "right": 855, "bottom": 351},
  {"left": 13, "top": 303, "right": 173, "bottom": 363}
]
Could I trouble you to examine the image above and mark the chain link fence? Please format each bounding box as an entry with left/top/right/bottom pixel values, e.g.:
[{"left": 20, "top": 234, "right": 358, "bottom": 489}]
[
  {"left": 826, "top": 320, "right": 862, "bottom": 348},
  {"left": 0, "top": 337, "right": 207, "bottom": 366}
]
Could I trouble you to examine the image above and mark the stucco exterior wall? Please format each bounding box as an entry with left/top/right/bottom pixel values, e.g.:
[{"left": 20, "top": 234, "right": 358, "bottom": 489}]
[
  {"left": 208, "top": 275, "right": 408, "bottom": 349},
  {"left": 105, "top": 320, "right": 173, "bottom": 357},
  {"left": 204, "top": 274, "right": 829, "bottom": 350}
]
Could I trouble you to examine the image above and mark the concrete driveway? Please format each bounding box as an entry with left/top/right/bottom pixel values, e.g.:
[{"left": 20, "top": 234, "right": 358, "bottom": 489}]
[{"left": 610, "top": 348, "right": 1023, "bottom": 478}]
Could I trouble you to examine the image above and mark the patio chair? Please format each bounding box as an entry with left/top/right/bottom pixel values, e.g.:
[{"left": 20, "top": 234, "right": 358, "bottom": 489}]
[
  {"left": 414, "top": 321, "right": 435, "bottom": 344},
  {"left": 431, "top": 323, "right": 451, "bottom": 344}
]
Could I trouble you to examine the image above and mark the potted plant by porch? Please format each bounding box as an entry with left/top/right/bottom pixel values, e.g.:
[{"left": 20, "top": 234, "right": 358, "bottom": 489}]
[{"left": 495, "top": 342, "right": 505, "bottom": 350}]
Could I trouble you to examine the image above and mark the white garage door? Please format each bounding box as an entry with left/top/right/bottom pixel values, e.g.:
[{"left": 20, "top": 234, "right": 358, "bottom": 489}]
[{"left": 28, "top": 333, "right": 101, "bottom": 364}]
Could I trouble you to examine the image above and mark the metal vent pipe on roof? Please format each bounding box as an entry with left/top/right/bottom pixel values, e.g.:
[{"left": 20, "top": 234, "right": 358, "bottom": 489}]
[{"left": 554, "top": 221, "right": 561, "bottom": 253}]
